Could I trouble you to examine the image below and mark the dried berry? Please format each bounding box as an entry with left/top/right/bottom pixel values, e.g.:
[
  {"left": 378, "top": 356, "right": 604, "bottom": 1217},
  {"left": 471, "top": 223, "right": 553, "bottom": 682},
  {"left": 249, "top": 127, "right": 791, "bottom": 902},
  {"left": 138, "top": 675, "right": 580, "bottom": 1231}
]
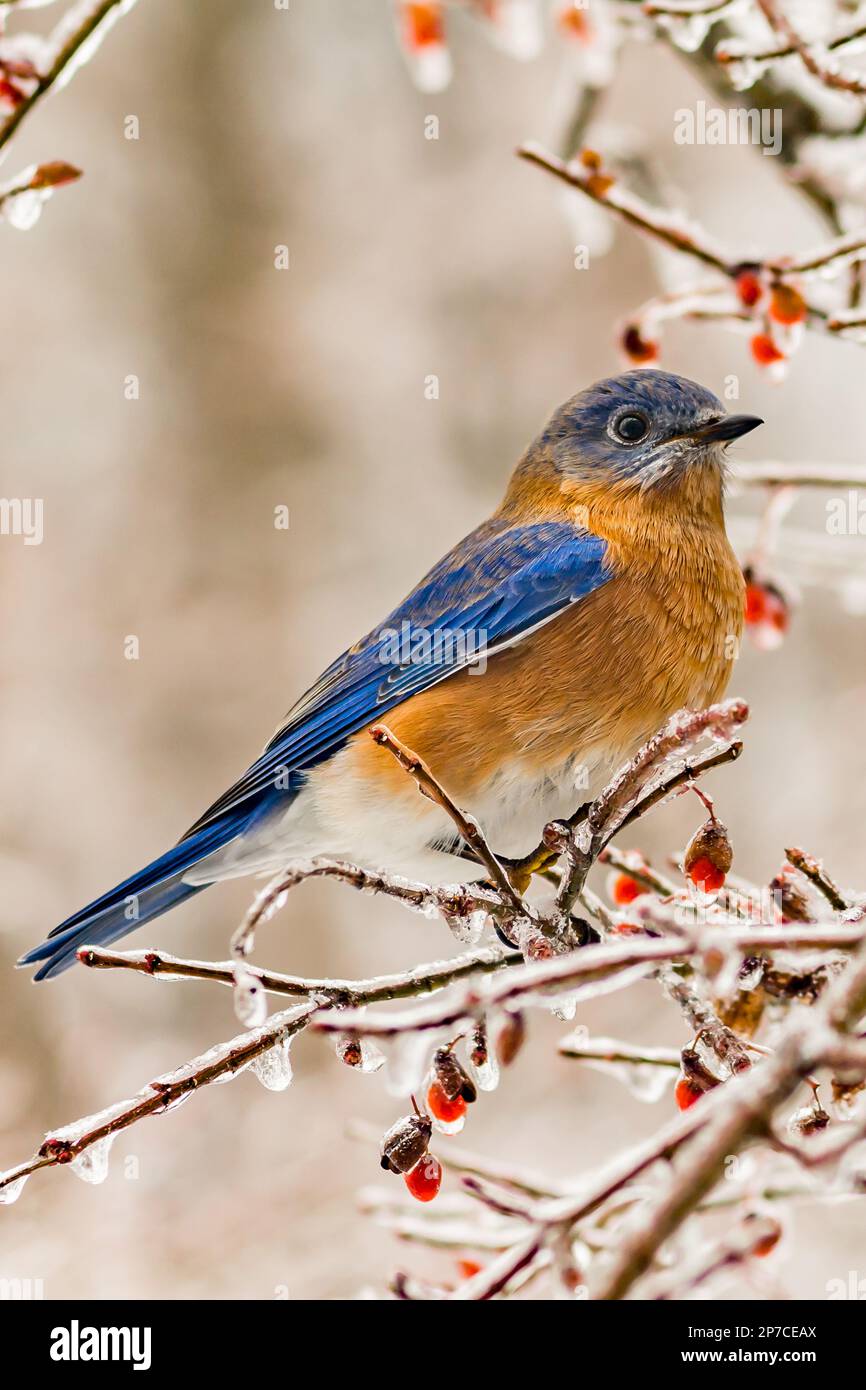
[
  {"left": 433, "top": 1047, "right": 476, "bottom": 1104},
  {"left": 470, "top": 1022, "right": 488, "bottom": 1070},
  {"left": 768, "top": 867, "right": 811, "bottom": 923},
  {"left": 788, "top": 1104, "right": 830, "bottom": 1138},
  {"left": 380, "top": 1111, "right": 432, "bottom": 1175},
  {"left": 769, "top": 283, "right": 807, "bottom": 326},
  {"left": 622, "top": 323, "right": 659, "bottom": 364},
  {"left": 495, "top": 1010, "right": 526, "bottom": 1068},
  {"left": 336, "top": 1035, "right": 363, "bottom": 1068},
  {"left": 684, "top": 818, "right": 732, "bottom": 893}
]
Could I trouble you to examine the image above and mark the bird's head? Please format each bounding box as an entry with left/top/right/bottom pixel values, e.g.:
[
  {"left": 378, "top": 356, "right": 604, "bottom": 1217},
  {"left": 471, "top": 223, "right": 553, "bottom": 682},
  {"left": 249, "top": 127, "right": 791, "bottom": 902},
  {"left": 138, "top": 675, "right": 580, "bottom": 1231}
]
[{"left": 521, "top": 370, "right": 762, "bottom": 513}]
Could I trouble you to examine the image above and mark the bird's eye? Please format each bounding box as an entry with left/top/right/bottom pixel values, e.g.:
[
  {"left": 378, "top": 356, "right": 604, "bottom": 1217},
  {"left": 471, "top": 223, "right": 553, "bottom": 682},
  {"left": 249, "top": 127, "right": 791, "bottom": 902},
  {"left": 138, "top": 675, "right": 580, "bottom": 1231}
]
[{"left": 612, "top": 411, "right": 650, "bottom": 444}]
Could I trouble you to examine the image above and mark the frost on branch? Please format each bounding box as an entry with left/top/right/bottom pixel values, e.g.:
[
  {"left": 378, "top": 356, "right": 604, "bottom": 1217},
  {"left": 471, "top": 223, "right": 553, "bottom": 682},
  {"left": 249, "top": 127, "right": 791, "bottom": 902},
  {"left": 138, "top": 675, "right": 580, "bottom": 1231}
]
[{"left": 6, "top": 699, "right": 866, "bottom": 1300}]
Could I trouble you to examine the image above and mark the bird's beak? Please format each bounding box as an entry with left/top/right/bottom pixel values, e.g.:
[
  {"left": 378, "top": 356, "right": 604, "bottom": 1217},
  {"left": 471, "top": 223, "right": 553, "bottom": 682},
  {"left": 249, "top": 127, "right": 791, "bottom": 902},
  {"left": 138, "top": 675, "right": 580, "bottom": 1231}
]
[{"left": 690, "top": 414, "right": 764, "bottom": 444}]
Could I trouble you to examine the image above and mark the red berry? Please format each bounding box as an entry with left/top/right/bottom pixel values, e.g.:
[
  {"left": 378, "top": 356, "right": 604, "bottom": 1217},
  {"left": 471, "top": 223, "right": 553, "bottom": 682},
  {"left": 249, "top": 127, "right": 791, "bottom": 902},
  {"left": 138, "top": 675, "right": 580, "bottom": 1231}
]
[
  {"left": 559, "top": 5, "right": 592, "bottom": 41},
  {"left": 735, "top": 270, "right": 763, "bottom": 308},
  {"left": 401, "top": 2, "right": 444, "bottom": 50},
  {"left": 766, "top": 589, "right": 789, "bottom": 632},
  {"left": 688, "top": 855, "right": 726, "bottom": 893},
  {"left": 744, "top": 580, "right": 790, "bottom": 648},
  {"left": 744, "top": 582, "right": 767, "bottom": 624},
  {"left": 769, "top": 284, "right": 806, "bottom": 326},
  {"left": 756, "top": 1239, "right": 783, "bottom": 1262},
  {"left": 457, "top": 1259, "right": 483, "bottom": 1280},
  {"left": 426, "top": 1081, "right": 467, "bottom": 1124},
  {"left": 612, "top": 921, "right": 644, "bottom": 936},
  {"left": 0, "top": 77, "right": 24, "bottom": 109},
  {"left": 404, "top": 1153, "right": 442, "bottom": 1202},
  {"left": 750, "top": 332, "right": 785, "bottom": 366},
  {"left": 611, "top": 872, "right": 645, "bottom": 905},
  {"left": 753, "top": 1228, "right": 782, "bottom": 1258},
  {"left": 675, "top": 1077, "right": 703, "bottom": 1111}
]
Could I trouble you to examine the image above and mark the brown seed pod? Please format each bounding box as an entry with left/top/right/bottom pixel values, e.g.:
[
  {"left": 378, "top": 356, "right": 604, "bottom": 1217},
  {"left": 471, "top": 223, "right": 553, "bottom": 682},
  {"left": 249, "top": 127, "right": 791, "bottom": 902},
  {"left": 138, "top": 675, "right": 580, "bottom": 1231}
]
[
  {"left": 495, "top": 1010, "right": 526, "bottom": 1068},
  {"left": 433, "top": 1047, "right": 476, "bottom": 1104},
  {"left": 380, "top": 1112, "right": 432, "bottom": 1174},
  {"left": 768, "top": 868, "right": 812, "bottom": 923},
  {"left": 680, "top": 1047, "right": 720, "bottom": 1095}
]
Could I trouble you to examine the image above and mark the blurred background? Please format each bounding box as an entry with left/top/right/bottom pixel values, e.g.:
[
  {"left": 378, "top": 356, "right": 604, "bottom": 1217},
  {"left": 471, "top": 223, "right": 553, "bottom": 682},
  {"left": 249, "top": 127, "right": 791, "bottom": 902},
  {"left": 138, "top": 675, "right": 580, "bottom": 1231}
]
[{"left": 2, "top": 0, "right": 865, "bottom": 1300}]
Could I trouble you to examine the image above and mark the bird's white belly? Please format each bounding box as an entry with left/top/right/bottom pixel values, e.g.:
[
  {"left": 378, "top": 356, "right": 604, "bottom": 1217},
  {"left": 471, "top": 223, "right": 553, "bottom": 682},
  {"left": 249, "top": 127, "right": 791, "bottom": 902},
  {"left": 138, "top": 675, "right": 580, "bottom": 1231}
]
[{"left": 183, "top": 744, "right": 615, "bottom": 887}]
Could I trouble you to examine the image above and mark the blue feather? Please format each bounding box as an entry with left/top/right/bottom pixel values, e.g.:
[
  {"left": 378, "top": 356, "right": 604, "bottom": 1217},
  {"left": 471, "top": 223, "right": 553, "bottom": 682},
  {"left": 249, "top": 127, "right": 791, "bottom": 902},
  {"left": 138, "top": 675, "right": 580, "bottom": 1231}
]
[{"left": 20, "top": 520, "right": 610, "bottom": 978}]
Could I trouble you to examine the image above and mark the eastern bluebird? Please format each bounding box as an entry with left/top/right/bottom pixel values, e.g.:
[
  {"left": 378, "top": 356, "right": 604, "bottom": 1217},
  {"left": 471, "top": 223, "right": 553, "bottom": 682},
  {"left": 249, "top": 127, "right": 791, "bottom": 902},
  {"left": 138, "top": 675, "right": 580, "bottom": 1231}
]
[{"left": 21, "top": 369, "right": 761, "bottom": 979}]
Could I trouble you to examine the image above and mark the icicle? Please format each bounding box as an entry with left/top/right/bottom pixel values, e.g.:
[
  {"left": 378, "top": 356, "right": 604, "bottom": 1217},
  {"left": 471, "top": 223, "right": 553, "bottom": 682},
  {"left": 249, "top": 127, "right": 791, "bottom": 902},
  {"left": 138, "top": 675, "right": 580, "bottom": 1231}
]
[
  {"left": 430, "top": 1110, "right": 465, "bottom": 1136},
  {"left": 3, "top": 190, "right": 43, "bottom": 231},
  {"left": 444, "top": 907, "right": 487, "bottom": 946},
  {"left": 251, "top": 1036, "right": 294, "bottom": 1091},
  {"left": 0, "top": 1173, "right": 28, "bottom": 1205},
  {"left": 579, "top": 1056, "right": 675, "bottom": 1103},
  {"left": 468, "top": 1017, "right": 501, "bottom": 1091},
  {"left": 725, "top": 57, "right": 770, "bottom": 92},
  {"left": 657, "top": 14, "right": 712, "bottom": 54},
  {"left": 384, "top": 1030, "right": 438, "bottom": 1097},
  {"left": 548, "top": 991, "right": 579, "bottom": 1022},
  {"left": 233, "top": 962, "right": 268, "bottom": 1028},
  {"left": 70, "top": 1134, "right": 115, "bottom": 1185}
]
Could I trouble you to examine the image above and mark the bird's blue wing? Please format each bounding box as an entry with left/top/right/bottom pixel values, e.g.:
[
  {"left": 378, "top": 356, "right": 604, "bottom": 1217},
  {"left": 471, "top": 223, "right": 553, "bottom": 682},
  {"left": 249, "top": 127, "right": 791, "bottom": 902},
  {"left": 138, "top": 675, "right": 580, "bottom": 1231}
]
[{"left": 182, "top": 519, "right": 611, "bottom": 837}]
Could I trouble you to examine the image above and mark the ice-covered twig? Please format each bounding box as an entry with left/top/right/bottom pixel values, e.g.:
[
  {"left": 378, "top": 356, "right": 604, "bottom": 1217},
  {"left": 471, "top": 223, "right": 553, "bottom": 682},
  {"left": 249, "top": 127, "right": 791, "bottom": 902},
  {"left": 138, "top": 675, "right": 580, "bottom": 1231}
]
[
  {"left": 785, "top": 845, "right": 851, "bottom": 912},
  {"left": 0, "top": 157, "right": 79, "bottom": 216},
  {"left": 309, "top": 937, "right": 691, "bottom": 1038},
  {"left": 715, "top": 18, "right": 866, "bottom": 69},
  {"left": 592, "top": 936, "right": 866, "bottom": 1299},
  {"left": 231, "top": 855, "right": 513, "bottom": 959},
  {"left": 732, "top": 462, "right": 866, "bottom": 488},
  {"left": 558, "top": 1035, "right": 680, "bottom": 1068},
  {"left": 645, "top": 1214, "right": 782, "bottom": 1299},
  {"left": 77, "top": 942, "right": 519, "bottom": 1004},
  {"left": 509, "top": 700, "right": 746, "bottom": 887},
  {"left": 0, "top": 1000, "right": 317, "bottom": 1201},
  {"left": 755, "top": 0, "right": 866, "bottom": 98},
  {"left": 519, "top": 141, "right": 732, "bottom": 274},
  {"left": 0, "top": 0, "right": 140, "bottom": 154}
]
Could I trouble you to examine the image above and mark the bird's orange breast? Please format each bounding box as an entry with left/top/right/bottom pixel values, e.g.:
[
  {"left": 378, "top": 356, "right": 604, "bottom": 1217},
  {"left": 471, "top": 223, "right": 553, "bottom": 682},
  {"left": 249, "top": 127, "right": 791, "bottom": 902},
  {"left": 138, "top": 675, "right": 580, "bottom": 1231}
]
[{"left": 322, "top": 474, "right": 744, "bottom": 832}]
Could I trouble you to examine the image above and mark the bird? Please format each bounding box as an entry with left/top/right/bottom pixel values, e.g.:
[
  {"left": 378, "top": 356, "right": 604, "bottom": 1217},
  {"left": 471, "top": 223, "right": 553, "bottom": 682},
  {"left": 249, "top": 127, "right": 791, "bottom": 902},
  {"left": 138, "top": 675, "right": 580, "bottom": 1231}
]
[{"left": 20, "top": 369, "right": 761, "bottom": 980}]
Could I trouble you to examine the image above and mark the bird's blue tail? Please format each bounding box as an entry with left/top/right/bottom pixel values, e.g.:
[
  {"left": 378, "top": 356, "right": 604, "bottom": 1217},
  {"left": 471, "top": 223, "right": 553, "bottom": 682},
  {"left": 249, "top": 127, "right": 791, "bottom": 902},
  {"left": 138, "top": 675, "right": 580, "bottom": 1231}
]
[{"left": 18, "top": 812, "right": 248, "bottom": 981}]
